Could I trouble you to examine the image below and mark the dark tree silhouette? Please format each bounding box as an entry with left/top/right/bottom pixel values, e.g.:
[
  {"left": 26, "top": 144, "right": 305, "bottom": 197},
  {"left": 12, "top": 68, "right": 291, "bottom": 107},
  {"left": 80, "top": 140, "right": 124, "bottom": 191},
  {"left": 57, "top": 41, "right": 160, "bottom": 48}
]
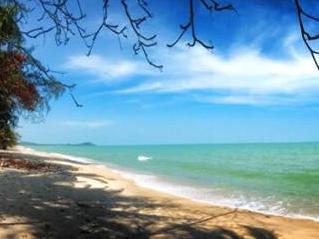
[{"left": 0, "top": 5, "right": 67, "bottom": 148}]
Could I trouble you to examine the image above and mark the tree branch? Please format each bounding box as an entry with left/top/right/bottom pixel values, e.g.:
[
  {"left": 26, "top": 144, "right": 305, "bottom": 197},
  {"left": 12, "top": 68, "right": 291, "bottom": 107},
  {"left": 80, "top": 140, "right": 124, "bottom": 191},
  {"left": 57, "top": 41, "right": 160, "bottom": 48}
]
[
  {"left": 294, "top": 0, "right": 319, "bottom": 71},
  {"left": 121, "top": 0, "right": 162, "bottom": 70},
  {"left": 167, "top": 0, "right": 234, "bottom": 50}
]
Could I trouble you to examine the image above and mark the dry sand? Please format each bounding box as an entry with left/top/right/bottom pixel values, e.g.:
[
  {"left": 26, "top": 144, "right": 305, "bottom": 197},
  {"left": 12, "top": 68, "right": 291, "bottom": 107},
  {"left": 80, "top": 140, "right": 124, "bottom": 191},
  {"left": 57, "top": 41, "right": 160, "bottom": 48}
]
[{"left": 0, "top": 146, "right": 318, "bottom": 239}]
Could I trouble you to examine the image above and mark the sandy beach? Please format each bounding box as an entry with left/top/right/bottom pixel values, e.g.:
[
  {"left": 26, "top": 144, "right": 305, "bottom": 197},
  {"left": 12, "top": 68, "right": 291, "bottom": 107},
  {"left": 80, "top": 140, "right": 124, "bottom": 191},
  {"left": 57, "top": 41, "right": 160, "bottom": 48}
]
[{"left": 0, "top": 147, "right": 318, "bottom": 239}]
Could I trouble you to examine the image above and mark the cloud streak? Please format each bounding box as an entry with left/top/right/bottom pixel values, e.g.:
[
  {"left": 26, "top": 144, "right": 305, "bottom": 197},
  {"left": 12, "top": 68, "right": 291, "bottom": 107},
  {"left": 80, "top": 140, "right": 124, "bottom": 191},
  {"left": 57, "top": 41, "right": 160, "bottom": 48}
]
[
  {"left": 116, "top": 39, "right": 319, "bottom": 105},
  {"left": 65, "top": 54, "right": 153, "bottom": 81},
  {"left": 62, "top": 120, "right": 113, "bottom": 129},
  {"left": 65, "top": 34, "right": 319, "bottom": 106},
  {"left": 123, "top": 48, "right": 318, "bottom": 93}
]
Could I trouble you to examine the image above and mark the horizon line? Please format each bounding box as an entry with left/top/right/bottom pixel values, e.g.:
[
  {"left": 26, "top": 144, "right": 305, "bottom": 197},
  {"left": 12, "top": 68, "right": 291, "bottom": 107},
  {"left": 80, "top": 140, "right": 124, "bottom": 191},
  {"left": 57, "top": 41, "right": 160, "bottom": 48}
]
[{"left": 21, "top": 140, "right": 319, "bottom": 147}]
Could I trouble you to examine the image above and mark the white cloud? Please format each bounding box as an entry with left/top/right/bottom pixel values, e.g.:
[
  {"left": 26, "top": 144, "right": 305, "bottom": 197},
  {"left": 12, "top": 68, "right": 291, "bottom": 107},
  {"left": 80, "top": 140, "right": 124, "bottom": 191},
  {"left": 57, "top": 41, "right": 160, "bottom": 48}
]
[
  {"left": 122, "top": 47, "right": 318, "bottom": 92},
  {"left": 62, "top": 120, "right": 113, "bottom": 129},
  {"left": 65, "top": 54, "right": 153, "bottom": 81},
  {"left": 193, "top": 94, "right": 314, "bottom": 106},
  {"left": 116, "top": 39, "right": 319, "bottom": 105},
  {"left": 65, "top": 34, "right": 319, "bottom": 106}
]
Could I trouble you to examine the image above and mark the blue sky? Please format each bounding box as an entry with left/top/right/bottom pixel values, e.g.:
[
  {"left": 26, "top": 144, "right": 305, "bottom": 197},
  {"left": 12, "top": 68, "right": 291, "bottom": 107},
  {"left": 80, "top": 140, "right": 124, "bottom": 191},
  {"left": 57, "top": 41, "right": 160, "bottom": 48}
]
[{"left": 18, "top": 0, "right": 319, "bottom": 145}]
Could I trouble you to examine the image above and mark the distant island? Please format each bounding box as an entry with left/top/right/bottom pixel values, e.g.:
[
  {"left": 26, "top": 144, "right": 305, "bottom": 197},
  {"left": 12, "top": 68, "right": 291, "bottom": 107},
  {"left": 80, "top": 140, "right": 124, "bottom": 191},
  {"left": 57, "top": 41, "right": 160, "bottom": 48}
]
[{"left": 21, "top": 141, "right": 96, "bottom": 146}]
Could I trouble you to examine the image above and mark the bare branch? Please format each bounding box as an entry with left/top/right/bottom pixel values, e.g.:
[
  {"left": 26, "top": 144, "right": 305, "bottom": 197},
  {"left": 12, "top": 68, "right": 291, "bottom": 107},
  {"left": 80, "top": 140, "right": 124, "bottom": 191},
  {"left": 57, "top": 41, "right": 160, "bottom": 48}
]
[
  {"left": 85, "top": 0, "right": 127, "bottom": 55},
  {"left": 294, "top": 0, "right": 319, "bottom": 70},
  {"left": 121, "top": 0, "right": 162, "bottom": 70},
  {"left": 9, "top": 0, "right": 236, "bottom": 70},
  {"left": 167, "top": 0, "right": 234, "bottom": 51},
  {"left": 31, "top": 0, "right": 86, "bottom": 45},
  {"left": 201, "top": 0, "right": 234, "bottom": 11}
]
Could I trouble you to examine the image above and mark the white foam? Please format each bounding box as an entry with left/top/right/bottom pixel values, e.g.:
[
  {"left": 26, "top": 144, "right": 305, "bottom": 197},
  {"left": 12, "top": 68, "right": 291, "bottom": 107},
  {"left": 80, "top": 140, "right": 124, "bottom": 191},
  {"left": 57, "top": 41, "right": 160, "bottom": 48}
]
[
  {"left": 137, "top": 155, "right": 152, "bottom": 161},
  {"left": 111, "top": 168, "right": 319, "bottom": 222}
]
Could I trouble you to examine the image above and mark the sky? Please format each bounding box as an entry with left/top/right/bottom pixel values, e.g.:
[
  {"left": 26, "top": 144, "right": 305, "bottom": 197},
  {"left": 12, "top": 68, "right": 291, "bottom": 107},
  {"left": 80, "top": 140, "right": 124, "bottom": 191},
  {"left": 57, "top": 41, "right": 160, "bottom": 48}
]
[{"left": 18, "top": 0, "right": 319, "bottom": 145}]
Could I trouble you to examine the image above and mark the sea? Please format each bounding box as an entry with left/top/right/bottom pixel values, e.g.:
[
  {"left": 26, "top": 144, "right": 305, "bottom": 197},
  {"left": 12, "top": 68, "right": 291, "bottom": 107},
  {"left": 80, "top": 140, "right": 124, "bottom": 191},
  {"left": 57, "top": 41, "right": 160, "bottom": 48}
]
[{"left": 26, "top": 142, "right": 319, "bottom": 221}]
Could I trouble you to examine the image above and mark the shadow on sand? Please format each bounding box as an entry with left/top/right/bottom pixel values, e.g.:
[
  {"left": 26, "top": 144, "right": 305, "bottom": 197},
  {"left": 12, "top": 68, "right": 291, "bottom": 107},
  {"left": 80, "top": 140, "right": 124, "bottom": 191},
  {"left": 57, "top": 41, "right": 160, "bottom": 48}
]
[{"left": 0, "top": 152, "right": 277, "bottom": 239}]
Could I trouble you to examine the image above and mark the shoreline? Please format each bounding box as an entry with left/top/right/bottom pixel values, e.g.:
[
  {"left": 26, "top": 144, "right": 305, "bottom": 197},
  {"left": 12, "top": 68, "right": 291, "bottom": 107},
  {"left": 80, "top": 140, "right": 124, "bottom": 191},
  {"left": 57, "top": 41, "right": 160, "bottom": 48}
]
[
  {"left": 1, "top": 146, "right": 319, "bottom": 238},
  {"left": 17, "top": 145, "right": 319, "bottom": 223}
]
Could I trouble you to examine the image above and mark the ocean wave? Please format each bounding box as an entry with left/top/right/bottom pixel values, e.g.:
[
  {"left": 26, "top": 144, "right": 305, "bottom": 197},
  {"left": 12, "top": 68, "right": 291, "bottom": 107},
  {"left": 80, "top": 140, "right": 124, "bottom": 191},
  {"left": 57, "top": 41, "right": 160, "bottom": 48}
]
[{"left": 137, "top": 155, "right": 152, "bottom": 162}]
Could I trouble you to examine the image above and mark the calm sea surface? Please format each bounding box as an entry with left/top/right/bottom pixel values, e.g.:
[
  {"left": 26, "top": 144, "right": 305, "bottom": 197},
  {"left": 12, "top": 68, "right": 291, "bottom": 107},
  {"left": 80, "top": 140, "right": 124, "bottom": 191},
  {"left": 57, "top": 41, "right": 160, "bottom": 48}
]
[{"left": 27, "top": 143, "right": 319, "bottom": 220}]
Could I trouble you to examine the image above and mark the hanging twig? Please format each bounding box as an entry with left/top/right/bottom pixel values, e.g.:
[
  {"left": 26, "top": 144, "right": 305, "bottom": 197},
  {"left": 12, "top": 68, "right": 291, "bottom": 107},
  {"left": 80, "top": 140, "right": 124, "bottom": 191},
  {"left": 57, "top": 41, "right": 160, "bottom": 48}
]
[
  {"left": 294, "top": 0, "right": 319, "bottom": 71},
  {"left": 167, "top": 0, "right": 234, "bottom": 50}
]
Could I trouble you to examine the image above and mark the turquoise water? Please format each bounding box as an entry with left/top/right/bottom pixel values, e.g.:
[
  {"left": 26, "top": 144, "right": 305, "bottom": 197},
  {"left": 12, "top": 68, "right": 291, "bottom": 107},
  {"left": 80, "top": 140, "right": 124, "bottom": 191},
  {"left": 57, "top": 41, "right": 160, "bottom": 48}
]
[{"left": 28, "top": 143, "right": 319, "bottom": 220}]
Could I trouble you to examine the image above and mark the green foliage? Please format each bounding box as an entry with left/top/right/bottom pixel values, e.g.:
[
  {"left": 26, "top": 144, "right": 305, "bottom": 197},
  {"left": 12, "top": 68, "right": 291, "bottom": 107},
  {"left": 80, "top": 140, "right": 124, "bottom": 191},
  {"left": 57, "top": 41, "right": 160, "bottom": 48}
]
[
  {"left": 0, "top": 3, "right": 66, "bottom": 149},
  {"left": 0, "top": 127, "right": 18, "bottom": 150},
  {"left": 0, "top": 5, "right": 22, "bottom": 46}
]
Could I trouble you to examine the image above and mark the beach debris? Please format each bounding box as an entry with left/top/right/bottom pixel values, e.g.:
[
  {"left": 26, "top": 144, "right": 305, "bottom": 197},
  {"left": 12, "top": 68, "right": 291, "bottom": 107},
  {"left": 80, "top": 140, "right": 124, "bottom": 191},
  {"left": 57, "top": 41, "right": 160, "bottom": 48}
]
[
  {"left": 0, "top": 157, "right": 61, "bottom": 172},
  {"left": 76, "top": 202, "right": 91, "bottom": 209},
  {"left": 44, "top": 223, "right": 51, "bottom": 230},
  {"left": 19, "top": 189, "right": 27, "bottom": 195}
]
